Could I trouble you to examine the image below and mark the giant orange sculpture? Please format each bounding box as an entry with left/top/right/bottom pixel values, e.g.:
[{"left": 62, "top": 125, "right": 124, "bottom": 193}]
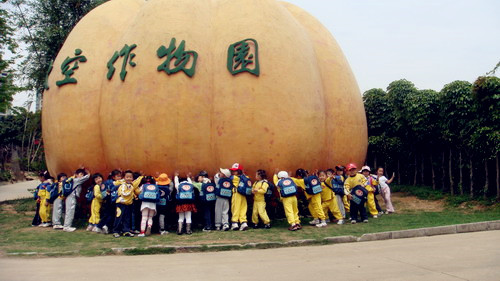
[{"left": 42, "top": 0, "right": 367, "bottom": 177}]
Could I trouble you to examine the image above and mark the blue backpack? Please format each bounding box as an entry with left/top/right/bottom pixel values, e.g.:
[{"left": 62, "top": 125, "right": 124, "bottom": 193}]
[
  {"left": 61, "top": 178, "right": 75, "bottom": 197},
  {"left": 200, "top": 182, "right": 216, "bottom": 202},
  {"left": 263, "top": 180, "right": 275, "bottom": 201},
  {"left": 278, "top": 178, "right": 297, "bottom": 197},
  {"left": 304, "top": 175, "right": 323, "bottom": 195},
  {"left": 157, "top": 184, "right": 171, "bottom": 206},
  {"left": 236, "top": 174, "right": 252, "bottom": 196},
  {"left": 176, "top": 182, "right": 194, "bottom": 201},
  {"left": 330, "top": 175, "right": 345, "bottom": 196},
  {"left": 216, "top": 177, "right": 233, "bottom": 198},
  {"left": 350, "top": 185, "right": 368, "bottom": 206},
  {"left": 139, "top": 184, "right": 160, "bottom": 202},
  {"left": 33, "top": 183, "right": 49, "bottom": 200},
  {"left": 104, "top": 179, "right": 119, "bottom": 203},
  {"left": 85, "top": 185, "right": 95, "bottom": 203},
  {"left": 47, "top": 182, "right": 60, "bottom": 203}
]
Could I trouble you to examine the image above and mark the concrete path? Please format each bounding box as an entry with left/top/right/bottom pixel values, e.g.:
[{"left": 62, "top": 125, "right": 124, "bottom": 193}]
[
  {"left": 0, "top": 180, "right": 36, "bottom": 201},
  {"left": 0, "top": 230, "right": 498, "bottom": 281}
]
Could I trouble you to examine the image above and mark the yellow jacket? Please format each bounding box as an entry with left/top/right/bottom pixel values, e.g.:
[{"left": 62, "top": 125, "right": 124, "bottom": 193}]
[
  {"left": 320, "top": 182, "right": 334, "bottom": 201},
  {"left": 93, "top": 184, "right": 104, "bottom": 202},
  {"left": 115, "top": 176, "right": 143, "bottom": 205},
  {"left": 344, "top": 174, "right": 367, "bottom": 193},
  {"left": 252, "top": 180, "right": 269, "bottom": 202},
  {"left": 231, "top": 175, "right": 240, "bottom": 193}
]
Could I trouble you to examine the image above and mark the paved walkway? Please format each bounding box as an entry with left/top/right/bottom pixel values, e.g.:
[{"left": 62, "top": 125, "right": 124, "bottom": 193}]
[
  {"left": 0, "top": 180, "right": 36, "bottom": 201},
  {"left": 0, "top": 230, "right": 498, "bottom": 281}
]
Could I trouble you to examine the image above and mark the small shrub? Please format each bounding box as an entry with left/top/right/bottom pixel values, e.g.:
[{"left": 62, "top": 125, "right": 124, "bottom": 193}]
[{"left": 0, "top": 169, "right": 12, "bottom": 181}]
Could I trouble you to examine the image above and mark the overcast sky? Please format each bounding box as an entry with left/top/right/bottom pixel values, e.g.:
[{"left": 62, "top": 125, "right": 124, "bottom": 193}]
[{"left": 11, "top": 0, "right": 500, "bottom": 107}]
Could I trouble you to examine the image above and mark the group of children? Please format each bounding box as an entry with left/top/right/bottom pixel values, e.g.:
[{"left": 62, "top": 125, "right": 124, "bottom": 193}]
[{"left": 32, "top": 162, "right": 395, "bottom": 237}]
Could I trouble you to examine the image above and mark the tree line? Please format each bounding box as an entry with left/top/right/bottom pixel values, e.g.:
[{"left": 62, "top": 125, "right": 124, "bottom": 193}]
[{"left": 363, "top": 74, "right": 499, "bottom": 200}]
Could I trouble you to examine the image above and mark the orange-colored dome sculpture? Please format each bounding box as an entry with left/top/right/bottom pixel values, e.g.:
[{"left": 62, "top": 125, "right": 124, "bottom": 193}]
[{"left": 42, "top": 0, "right": 367, "bottom": 176}]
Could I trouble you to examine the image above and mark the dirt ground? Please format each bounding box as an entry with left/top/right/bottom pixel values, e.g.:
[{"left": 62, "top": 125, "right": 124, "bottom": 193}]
[{"left": 389, "top": 193, "right": 445, "bottom": 212}]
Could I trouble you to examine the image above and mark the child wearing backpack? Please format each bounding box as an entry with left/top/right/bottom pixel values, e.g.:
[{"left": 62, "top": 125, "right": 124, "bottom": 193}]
[
  {"left": 214, "top": 168, "right": 232, "bottom": 231},
  {"left": 229, "top": 163, "right": 249, "bottom": 231},
  {"left": 51, "top": 173, "right": 67, "bottom": 229},
  {"left": 36, "top": 171, "right": 54, "bottom": 227},
  {"left": 273, "top": 171, "right": 301, "bottom": 231},
  {"left": 319, "top": 170, "right": 344, "bottom": 225},
  {"left": 138, "top": 176, "right": 159, "bottom": 237},
  {"left": 251, "top": 169, "right": 271, "bottom": 229},
  {"left": 62, "top": 168, "right": 90, "bottom": 232},
  {"left": 94, "top": 170, "right": 122, "bottom": 234},
  {"left": 155, "top": 173, "right": 173, "bottom": 235},
  {"left": 326, "top": 166, "right": 347, "bottom": 218},
  {"left": 344, "top": 163, "right": 368, "bottom": 223},
  {"left": 360, "top": 166, "right": 378, "bottom": 218},
  {"left": 192, "top": 171, "right": 216, "bottom": 232},
  {"left": 174, "top": 172, "right": 197, "bottom": 235},
  {"left": 291, "top": 169, "right": 327, "bottom": 228},
  {"left": 112, "top": 170, "right": 143, "bottom": 238},
  {"left": 87, "top": 173, "right": 105, "bottom": 231}
]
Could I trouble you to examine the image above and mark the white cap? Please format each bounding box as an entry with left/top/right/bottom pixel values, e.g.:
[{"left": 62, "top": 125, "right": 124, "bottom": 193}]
[
  {"left": 360, "top": 166, "right": 371, "bottom": 172},
  {"left": 219, "top": 168, "right": 231, "bottom": 177},
  {"left": 277, "top": 171, "right": 289, "bottom": 178}
]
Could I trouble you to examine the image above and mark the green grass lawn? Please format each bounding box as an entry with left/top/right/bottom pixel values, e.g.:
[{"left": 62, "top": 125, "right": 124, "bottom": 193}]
[{"left": 0, "top": 190, "right": 499, "bottom": 257}]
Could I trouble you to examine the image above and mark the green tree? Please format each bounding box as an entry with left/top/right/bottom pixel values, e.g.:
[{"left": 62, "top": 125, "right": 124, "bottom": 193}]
[
  {"left": 440, "top": 81, "right": 474, "bottom": 196},
  {"left": 386, "top": 79, "right": 418, "bottom": 184},
  {"left": 403, "top": 89, "right": 441, "bottom": 188},
  {"left": 12, "top": 0, "right": 107, "bottom": 108},
  {"left": 471, "top": 76, "right": 500, "bottom": 199},
  {"left": 0, "top": 0, "right": 19, "bottom": 112}
]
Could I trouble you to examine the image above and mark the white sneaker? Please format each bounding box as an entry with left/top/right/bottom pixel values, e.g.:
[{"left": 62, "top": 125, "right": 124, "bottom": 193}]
[
  {"left": 63, "top": 227, "right": 76, "bottom": 232},
  {"left": 316, "top": 220, "right": 327, "bottom": 228},
  {"left": 309, "top": 219, "right": 319, "bottom": 225},
  {"left": 215, "top": 226, "right": 221, "bottom": 231},
  {"left": 53, "top": 225, "right": 64, "bottom": 230},
  {"left": 231, "top": 223, "right": 239, "bottom": 231},
  {"left": 337, "top": 220, "right": 344, "bottom": 225},
  {"left": 373, "top": 215, "right": 378, "bottom": 219},
  {"left": 102, "top": 226, "right": 109, "bottom": 234},
  {"left": 86, "top": 225, "right": 93, "bottom": 231},
  {"left": 92, "top": 227, "right": 102, "bottom": 233},
  {"left": 363, "top": 219, "right": 369, "bottom": 223},
  {"left": 40, "top": 223, "right": 49, "bottom": 227},
  {"left": 239, "top": 222, "right": 249, "bottom": 231},
  {"left": 222, "top": 224, "right": 230, "bottom": 231},
  {"left": 351, "top": 220, "right": 357, "bottom": 224},
  {"left": 138, "top": 233, "right": 145, "bottom": 237},
  {"left": 160, "top": 230, "right": 168, "bottom": 235}
]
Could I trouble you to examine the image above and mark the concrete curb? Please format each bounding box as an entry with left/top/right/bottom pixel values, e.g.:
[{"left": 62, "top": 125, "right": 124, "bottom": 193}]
[{"left": 9, "top": 220, "right": 500, "bottom": 257}]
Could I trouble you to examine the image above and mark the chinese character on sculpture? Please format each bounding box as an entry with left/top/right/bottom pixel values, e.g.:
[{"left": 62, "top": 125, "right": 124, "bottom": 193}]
[
  {"left": 227, "top": 38, "right": 259, "bottom": 76},
  {"left": 157, "top": 38, "right": 198, "bottom": 77},
  {"left": 55, "top": 49, "right": 87, "bottom": 86},
  {"left": 107, "top": 44, "right": 137, "bottom": 81}
]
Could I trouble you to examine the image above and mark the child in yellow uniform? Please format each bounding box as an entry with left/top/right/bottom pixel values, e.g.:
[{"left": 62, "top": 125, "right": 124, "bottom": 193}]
[
  {"left": 274, "top": 171, "right": 301, "bottom": 231},
  {"left": 319, "top": 170, "right": 344, "bottom": 225},
  {"left": 326, "top": 167, "right": 346, "bottom": 218},
  {"left": 112, "top": 170, "right": 143, "bottom": 238},
  {"left": 87, "top": 173, "right": 105, "bottom": 231},
  {"left": 344, "top": 163, "right": 368, "bottom": 223},
  {"left": 37, "top": 172, "right": 53, "bottom": 227},
  {"left": 251, "top": 169, "right": 271, "bottom": 229},
  {"left": 291, "top": 169, "right": 326, "bottom": 228},
  {"left": 360, "top": 166, "right": 378, "bottom": 218},
  {"left": 229, "top": 163, "right": 249, "bottom": 231}
]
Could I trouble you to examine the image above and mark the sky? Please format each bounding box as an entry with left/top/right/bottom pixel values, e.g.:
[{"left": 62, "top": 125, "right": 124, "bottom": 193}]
[{"left": 10, "top": 0, "right": 500, "bottom": 107}]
